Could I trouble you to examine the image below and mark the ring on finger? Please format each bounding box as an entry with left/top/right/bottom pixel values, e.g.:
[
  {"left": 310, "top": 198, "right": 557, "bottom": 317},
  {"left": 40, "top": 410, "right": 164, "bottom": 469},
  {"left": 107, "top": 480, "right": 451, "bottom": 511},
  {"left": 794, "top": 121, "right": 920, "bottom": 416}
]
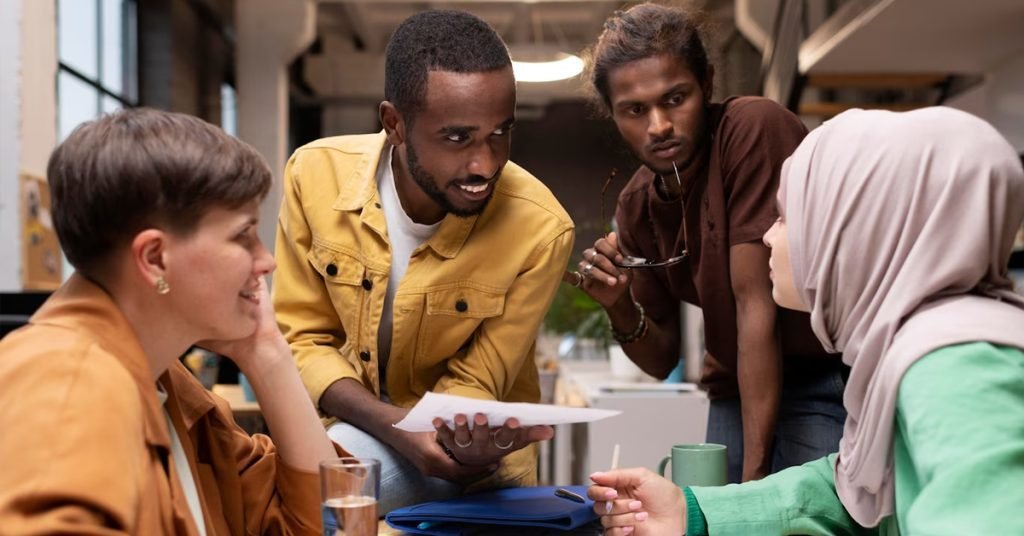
[
  {"left": 571, "top": 271, "right": 584, "bottom": 288},
  {"left": 437, "top": 438, "right": 463, "bottom": 465},
  {"left": 493, "top": 435, "right": 514, "bottom": 450},
  {"left": 582, "top": 263, "right": 594, "bottom": 277},
  {"left": 454, "top": 437, "right": 473, "bottom": 448}
]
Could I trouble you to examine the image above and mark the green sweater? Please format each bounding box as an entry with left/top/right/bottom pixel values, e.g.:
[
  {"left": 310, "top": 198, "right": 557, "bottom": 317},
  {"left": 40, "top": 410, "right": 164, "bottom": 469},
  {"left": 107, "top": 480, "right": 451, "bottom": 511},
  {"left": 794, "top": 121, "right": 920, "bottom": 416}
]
[{"left": 686, "top": 342, "right": 1024, "bottom": 535}]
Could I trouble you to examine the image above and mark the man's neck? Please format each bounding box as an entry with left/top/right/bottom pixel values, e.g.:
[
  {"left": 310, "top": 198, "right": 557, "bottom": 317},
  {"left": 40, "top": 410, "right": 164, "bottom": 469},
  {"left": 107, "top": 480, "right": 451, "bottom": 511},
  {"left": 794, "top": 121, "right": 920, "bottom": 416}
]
[{"left": 390, "top": 146, "right": 445, "bottom": 225}]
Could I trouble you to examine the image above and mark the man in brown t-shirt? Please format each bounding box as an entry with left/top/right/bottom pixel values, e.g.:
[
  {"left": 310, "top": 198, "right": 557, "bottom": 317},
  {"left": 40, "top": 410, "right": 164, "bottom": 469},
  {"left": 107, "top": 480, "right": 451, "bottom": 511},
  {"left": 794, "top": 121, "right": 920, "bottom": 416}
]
[{"left": 573, "top": 3, "right": 848, "bottom": 483}]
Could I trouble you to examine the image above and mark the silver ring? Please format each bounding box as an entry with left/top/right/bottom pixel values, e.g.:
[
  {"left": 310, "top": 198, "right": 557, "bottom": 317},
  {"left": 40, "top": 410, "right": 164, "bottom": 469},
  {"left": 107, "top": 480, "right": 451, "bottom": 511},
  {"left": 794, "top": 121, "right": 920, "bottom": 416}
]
[
  {"left": 587, "top": 250, "right": 597, "bottom": 262},
  {"left": 582, "top": 263, "right": 594, "bottom": 277},
  {"left": 493, "top": 436, "right": 514, "bottom": 450},
  {"left": 571, "top": 271, "right": 583, "bottom": 288},
  {"left": 454, "top": 437, "right": 473, "bottom": 449}
]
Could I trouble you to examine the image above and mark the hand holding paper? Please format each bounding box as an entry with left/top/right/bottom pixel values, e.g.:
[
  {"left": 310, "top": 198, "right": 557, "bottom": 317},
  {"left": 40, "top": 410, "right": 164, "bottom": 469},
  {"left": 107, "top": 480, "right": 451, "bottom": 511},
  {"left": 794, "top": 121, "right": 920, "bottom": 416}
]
[{"left": 393, "top": 392, "right": 621, "bottom": 432}]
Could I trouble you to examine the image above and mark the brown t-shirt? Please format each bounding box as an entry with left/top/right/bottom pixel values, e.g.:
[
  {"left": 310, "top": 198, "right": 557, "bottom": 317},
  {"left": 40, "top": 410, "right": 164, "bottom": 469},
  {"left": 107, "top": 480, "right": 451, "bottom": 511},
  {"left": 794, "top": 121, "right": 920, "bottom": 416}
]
[{"left": 616, "top": 96, "right": 840, "bottom": 399}]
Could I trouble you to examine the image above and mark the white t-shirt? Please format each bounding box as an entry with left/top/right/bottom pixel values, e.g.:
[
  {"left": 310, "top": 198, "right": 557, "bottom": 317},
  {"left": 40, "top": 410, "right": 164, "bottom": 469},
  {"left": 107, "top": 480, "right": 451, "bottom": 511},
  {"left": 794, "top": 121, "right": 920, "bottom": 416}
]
[
  {"left": 376, "top": 146, "right": 440, "bottom": 394},
  {"left": 156, "top": 385, "right": 207, "bottom": 536}
]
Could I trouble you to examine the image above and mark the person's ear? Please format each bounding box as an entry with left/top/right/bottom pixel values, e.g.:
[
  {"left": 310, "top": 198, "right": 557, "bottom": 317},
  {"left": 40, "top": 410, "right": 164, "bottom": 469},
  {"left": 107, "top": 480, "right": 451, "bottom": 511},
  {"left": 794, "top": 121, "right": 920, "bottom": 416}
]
[
  {"left": 130, "top": 229, "right": 169, "bottom": 291},
  {"left": 702, "top": 65, "right": 715, "bottom": 104},
  {"left": 380, "top": 101, "right": 406, "bottom": 146}
]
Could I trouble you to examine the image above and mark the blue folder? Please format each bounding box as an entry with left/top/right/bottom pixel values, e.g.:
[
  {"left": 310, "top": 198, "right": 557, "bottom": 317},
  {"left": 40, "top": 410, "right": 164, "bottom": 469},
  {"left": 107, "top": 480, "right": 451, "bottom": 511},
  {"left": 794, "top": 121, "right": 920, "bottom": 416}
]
[{"left": 382, "top": 485, "right": 599, "bottom": 535}]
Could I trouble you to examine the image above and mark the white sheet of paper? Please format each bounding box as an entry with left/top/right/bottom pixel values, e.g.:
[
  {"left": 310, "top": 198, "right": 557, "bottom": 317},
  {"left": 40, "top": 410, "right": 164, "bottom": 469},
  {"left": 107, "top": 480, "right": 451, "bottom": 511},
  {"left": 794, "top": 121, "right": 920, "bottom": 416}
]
[{"left": 393, "top": 392, "right": 621, "bottom": 432}]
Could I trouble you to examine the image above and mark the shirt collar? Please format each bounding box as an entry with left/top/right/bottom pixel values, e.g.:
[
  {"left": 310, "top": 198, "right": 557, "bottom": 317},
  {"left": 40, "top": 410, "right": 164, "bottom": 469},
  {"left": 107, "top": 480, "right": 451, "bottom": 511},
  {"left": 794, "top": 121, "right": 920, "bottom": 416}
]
[
  {"left": 331, "top": 131, "right": 480, "bottom": 259},
  {"left": 30, "top": 274, "right": 173, "bottom": 449}
]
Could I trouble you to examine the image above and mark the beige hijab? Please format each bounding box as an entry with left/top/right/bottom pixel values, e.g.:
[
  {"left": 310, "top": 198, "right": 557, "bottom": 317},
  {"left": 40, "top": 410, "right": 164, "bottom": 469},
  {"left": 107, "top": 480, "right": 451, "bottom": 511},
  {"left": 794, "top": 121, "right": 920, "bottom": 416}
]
[{"left": 779, "top": 107, "right": 1024, "bottom": 526}]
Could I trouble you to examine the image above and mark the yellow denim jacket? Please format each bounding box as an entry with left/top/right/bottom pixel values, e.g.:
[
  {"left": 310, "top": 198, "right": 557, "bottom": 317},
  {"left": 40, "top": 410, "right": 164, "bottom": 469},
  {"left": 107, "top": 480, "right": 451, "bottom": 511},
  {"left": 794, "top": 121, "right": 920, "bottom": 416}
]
[{"left": 273, "top": 132, "right": 574, "bottom": 488}]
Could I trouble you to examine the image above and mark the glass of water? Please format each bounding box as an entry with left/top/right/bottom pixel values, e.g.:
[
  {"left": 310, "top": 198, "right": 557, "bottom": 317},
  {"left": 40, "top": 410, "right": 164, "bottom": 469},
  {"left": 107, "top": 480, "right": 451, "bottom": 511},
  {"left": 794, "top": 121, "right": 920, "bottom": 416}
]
[{"left": 320, "top": 457, "right": 381, "bottom": 536}]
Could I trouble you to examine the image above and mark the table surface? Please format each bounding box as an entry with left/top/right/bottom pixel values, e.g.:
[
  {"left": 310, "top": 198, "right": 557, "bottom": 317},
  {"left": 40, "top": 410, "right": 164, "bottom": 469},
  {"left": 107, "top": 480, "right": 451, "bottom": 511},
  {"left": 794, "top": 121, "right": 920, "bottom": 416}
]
[
  {"left": 376, "top": 519, "right": 603, "bottom": 534},
  {"left": 212, "top": 384, "right": 260, "bottom": 410}
]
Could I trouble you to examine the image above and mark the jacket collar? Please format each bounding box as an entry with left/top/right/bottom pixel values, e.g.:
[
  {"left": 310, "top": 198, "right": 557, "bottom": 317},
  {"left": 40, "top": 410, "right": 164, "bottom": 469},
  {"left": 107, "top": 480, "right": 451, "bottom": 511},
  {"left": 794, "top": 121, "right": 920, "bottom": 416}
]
[
  {"left": 330, "top": 131, "right": 479, "bottom": 260},
  {"left": 29, "top": 274, "right": 215, "bottom": 447}
]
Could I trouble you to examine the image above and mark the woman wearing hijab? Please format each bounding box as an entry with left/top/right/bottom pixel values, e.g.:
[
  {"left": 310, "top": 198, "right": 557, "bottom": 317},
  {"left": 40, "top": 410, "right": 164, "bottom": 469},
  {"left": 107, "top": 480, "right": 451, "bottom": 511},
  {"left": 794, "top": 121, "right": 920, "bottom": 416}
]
[
  {"left": 586, "top": 107, "right": 1024, "bottom": 535},
  {"left": 0, "top": 109, "right": 344, "bottom": 534}
]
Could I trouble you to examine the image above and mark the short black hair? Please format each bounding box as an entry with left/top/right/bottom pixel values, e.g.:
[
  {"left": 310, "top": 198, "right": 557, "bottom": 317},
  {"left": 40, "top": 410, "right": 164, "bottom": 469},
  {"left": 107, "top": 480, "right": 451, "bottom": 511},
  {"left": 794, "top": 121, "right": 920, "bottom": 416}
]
[
  {"left": 384, "top": 9, "right": 511, "bottom": 121},
  {"left": 584, "top": 3, "right": 712, "bottom": 116},
  {"left": 48, "top": 108, "right": 272, "bottom": 278}
]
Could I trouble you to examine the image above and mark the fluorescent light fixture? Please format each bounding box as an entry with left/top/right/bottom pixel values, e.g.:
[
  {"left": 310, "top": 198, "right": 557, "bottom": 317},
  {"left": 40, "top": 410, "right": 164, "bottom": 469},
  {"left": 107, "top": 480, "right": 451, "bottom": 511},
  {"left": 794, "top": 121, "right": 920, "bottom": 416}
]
[{"left": 512, "top": 53, "right": 584, "bottom": 83}]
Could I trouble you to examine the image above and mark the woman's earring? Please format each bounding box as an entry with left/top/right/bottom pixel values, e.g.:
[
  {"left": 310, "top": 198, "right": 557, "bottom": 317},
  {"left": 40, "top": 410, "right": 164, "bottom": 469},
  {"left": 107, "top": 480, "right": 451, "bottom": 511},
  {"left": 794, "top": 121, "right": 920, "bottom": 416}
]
[{"left": 156, "top": 276, "right": 170, "bottom": 295}]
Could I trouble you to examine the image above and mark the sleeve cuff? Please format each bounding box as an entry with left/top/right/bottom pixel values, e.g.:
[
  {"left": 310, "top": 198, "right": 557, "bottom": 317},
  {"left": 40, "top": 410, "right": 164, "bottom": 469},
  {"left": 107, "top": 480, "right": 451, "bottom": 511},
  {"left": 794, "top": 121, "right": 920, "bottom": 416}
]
[
  {"left": 298, "top": 350, "right": 361, "bottom": 411},
  {"left": 685, "top": 486, "right": 709, "bottom": 536},
  {"left": 728, "top": 216, "right": 777, "bottom": 246},
  {"left": 274, "top": 455, "right": 324, "bottom": 532}
]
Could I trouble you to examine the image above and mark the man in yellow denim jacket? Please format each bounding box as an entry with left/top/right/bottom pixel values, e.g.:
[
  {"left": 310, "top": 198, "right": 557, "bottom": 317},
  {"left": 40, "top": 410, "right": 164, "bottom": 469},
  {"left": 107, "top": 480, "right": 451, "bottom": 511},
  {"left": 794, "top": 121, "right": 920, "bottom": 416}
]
[{"left": 272, "top": 10, "right": 574, "bottom": 513}]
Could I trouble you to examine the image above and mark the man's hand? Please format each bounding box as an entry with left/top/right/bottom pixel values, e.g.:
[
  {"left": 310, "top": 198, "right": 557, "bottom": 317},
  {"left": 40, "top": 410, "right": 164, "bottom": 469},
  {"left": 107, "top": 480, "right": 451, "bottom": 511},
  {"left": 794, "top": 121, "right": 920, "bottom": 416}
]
[
  {"left": 588, "top": 468, "right": 687, "bottom": 536},
  {"left": 397, "top": 430, "right": 495, "bottom": 484},
  {"left": 578, "top": 232, "right": 634, "bottom": 309},
  {"left": 433, "top": 413, "right": 554, "bottom": 467}
]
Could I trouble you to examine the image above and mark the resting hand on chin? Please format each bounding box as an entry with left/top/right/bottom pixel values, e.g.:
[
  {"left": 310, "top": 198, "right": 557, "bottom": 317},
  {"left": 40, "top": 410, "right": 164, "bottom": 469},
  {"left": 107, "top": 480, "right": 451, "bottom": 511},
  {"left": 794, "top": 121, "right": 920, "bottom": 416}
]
[{"left": 197, "top": 277, "right": 289, "bottom": 374}]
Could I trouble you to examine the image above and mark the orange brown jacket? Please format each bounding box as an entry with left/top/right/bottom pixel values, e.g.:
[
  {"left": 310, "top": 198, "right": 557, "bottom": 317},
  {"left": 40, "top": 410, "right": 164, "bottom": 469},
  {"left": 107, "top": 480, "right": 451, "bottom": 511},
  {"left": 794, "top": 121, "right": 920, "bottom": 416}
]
[{"left": 0, "top": 274, "right": 346, "bottom": 535}]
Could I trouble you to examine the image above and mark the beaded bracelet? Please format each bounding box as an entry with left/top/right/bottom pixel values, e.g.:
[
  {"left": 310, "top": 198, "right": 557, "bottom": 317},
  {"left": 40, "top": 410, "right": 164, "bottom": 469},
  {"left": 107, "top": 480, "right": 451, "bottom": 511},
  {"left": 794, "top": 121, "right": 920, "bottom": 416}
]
[{"left": 610, "top": 300, "right": 648, "bottom": 344}]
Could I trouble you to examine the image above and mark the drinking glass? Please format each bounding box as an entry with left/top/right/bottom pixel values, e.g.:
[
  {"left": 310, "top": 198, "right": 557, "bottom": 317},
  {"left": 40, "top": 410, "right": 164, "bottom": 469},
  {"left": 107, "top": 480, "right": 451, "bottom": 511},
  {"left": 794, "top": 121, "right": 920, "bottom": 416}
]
[{"left": 320, "top": 457, "right": 381, "bottom": 536}]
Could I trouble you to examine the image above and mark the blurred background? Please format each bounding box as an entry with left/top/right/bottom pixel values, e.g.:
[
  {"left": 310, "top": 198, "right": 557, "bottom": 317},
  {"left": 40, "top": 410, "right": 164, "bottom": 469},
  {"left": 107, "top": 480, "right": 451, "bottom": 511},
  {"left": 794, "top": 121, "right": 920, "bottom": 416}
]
[{"left": 3, "top": 0, "right": 1024, "bottom": 354}]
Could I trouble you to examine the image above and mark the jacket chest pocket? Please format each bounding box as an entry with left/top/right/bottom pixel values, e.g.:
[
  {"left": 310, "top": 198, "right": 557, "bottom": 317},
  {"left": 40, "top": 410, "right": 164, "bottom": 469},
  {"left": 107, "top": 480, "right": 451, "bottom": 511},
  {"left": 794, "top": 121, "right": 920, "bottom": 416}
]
[
  {"left": 415, "top": 285, "right": 506, "bottom": 364},
  {"left": 308, "top": 243, "right": 369, "bottom": 349}
]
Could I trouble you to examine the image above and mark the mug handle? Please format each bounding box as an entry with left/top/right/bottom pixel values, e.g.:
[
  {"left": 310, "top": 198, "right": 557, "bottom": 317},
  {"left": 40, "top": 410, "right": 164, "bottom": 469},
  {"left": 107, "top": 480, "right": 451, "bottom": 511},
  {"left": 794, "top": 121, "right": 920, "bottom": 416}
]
[{"left": 657, "top": 456, "right": 671, "bottom": 478}]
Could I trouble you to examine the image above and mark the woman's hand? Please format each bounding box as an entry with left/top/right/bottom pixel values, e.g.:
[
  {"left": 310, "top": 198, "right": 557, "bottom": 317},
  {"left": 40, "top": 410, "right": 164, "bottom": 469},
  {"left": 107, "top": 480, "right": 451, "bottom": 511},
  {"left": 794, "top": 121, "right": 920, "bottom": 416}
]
[
  {"left": 588, "top": 467, "right": 687, "bottom": 536},
  {"left": 197, "top": 277, "right": 289, "bottom": 374}
]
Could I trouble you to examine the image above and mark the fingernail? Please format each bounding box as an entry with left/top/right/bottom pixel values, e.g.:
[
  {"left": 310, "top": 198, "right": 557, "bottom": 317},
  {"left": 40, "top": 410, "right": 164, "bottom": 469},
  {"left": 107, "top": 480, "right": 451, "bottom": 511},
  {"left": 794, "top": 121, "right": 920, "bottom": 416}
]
[
  {"left": 623, "top": 527, "right": 634, "bottom": 534},
  {"left": 604, "top": 489, "right": 617, "bottom": 500},
  {"left": 629, "top": 500, "right": 642, "bottom": 511},
  {"left": 589, "top": 472, "right": 604, "bottom": 480},
  {"left": 605, "top": 501, "right": 613, "bottom": 514},
  {"left": 635, "top": 512, "right": 648, "bottom": 522},
  {"left": 607, "top": 277, "right": 617, "bottom": 285}
]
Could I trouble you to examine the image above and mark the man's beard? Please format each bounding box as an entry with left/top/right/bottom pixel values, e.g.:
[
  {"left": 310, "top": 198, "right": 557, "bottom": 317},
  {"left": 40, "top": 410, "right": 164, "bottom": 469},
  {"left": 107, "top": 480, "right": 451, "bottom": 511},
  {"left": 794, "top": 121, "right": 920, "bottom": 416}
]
[
  {"left": 640, "top": 105, "right": 709, "bottom": 177},
  {"left": 407, "top": 140, "right": 495, "bottom": 218}
]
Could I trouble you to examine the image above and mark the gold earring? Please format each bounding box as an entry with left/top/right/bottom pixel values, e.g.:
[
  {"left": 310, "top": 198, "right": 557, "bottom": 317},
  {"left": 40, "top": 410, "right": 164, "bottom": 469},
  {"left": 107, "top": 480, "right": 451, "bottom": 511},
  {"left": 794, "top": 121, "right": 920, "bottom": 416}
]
[{"left": 156, "top": 276, "right": 170, "bottom": 295}]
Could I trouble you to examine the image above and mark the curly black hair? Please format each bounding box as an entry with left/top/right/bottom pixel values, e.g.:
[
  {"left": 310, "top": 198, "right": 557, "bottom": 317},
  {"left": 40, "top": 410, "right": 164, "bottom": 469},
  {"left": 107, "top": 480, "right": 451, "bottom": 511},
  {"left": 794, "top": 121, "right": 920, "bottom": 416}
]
[
  {"left": 583, "top": 3, "right": 712, "bottom": 117},
  {"left": 384, "top": 10, "right": 511, "bottom": 122}
]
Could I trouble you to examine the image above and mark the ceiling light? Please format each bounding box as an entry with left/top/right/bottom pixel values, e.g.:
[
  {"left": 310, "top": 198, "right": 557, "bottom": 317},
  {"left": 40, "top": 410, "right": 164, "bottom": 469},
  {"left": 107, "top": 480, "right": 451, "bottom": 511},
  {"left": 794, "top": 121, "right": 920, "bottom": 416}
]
[{"left": 512, "top": 52, "right": 584, "bottom": 83}]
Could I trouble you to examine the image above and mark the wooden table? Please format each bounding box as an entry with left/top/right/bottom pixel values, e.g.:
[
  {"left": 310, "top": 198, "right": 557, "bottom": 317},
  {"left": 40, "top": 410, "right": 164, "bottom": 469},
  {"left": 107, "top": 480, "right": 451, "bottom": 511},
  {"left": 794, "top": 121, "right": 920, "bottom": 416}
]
[
  {"left": 212, "top": 384, "right": 261, "bottom": 416},
  {"left": 211, "top": 383, "right": 267, "bottom": 434},
  {"left": 377, "top": 520, "right": 405, "bottom": 534}
]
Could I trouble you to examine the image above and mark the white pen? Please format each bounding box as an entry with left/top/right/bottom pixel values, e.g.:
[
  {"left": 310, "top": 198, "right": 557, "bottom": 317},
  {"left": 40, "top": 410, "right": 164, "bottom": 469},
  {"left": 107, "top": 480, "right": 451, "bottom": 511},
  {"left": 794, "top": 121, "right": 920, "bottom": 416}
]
[{"left": 606, "top": 443, "right": 621, "bottom": 514}]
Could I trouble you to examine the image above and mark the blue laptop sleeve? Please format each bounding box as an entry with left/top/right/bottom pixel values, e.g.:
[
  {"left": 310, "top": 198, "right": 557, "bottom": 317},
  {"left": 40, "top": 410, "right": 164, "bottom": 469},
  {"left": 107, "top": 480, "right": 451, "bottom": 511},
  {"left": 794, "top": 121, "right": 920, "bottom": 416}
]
[{"left": 383, "top": 485, "right": 598, "bottom": 535}]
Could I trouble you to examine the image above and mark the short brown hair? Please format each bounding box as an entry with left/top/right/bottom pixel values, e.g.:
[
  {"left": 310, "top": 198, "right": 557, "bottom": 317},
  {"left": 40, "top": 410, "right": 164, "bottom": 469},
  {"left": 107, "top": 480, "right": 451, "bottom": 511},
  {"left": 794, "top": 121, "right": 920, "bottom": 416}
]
[
  {"left": 583, "top": 3, "right": 712, "bottom": 116},
  {"left": 47, "top": 108, "right": 272, "bottom": 277}
]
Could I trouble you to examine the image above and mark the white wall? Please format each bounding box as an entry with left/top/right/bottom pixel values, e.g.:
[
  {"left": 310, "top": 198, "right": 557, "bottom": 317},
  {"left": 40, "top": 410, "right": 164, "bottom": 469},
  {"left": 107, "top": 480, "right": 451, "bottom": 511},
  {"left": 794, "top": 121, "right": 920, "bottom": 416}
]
[
  {"left": 947, "top": 53, "right": 1024, "bottom": 152},
  {"left": 0, "top": 0, "right": 58, "bottom": 292},
  {"left": 0, "top": 0, "right": 23, "bottom": 291},
  {"left": 235, "top": 0, "right": 315, "bottom": 261}
]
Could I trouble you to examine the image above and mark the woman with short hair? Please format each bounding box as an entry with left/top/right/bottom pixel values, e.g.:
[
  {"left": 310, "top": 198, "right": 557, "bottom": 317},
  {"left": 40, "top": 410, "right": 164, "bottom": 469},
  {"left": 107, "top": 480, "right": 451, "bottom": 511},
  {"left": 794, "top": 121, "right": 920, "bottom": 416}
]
[{"left": 0, "top": 108, "right": 343, "bottom": 535}]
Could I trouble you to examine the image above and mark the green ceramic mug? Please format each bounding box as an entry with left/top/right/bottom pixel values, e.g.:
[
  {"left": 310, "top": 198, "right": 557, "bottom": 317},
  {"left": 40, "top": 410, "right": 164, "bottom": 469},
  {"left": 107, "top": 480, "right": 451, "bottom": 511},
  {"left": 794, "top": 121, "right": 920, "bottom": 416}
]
[{"left": 657, "top": 443, "right": 728, "bottom": 488}]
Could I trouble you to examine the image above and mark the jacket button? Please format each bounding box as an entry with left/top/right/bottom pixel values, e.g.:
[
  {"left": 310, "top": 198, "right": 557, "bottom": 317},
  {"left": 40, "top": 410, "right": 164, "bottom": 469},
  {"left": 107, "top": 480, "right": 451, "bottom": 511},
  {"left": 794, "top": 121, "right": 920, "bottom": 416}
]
[
  {"left": 455, "top": 299, "right": 468, "bottom": 313},
  {"left": 362, "top": 278, "right": 372, "bottom": 291},
  {"left": 326, "top": 263, "right": 338, "bottom": 276},
  {"left": 359, "top": 350, "right": 371, "bottom": 362}
]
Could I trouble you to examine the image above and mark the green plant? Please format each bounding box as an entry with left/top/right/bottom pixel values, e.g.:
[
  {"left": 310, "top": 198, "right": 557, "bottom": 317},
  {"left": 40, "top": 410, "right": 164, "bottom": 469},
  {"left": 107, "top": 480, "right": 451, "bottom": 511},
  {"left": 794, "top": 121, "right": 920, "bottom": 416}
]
[{"left": 543, "top": 279, "right": 613, "bottom": 346}]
